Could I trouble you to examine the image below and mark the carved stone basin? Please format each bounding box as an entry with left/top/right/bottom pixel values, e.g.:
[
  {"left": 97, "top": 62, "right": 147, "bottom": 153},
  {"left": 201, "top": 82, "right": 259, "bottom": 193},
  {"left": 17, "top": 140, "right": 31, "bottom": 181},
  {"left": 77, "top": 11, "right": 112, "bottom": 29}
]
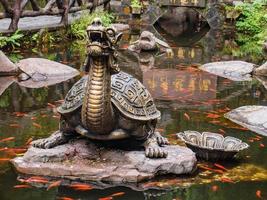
[{"left": 177, "top": 131, "right": 249, "bottom": 161}]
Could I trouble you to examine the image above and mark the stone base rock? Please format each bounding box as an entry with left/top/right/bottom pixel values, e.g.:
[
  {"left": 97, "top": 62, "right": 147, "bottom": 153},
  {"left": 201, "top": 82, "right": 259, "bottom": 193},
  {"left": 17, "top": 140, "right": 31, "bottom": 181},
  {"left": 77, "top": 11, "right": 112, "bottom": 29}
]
[
  {"left": 11, "top": 139, "right": 196, "bottom": 183},
  {"left": 225, "top": 105, "right": 267, "bottom": 136}
]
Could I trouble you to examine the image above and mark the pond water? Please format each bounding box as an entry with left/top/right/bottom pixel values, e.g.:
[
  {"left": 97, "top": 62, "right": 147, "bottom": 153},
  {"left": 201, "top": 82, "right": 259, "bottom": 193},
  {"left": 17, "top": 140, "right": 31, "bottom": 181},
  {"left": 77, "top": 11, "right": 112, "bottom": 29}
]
[{"left": 0, "top": 16, "right": 267, "bottom": 200}]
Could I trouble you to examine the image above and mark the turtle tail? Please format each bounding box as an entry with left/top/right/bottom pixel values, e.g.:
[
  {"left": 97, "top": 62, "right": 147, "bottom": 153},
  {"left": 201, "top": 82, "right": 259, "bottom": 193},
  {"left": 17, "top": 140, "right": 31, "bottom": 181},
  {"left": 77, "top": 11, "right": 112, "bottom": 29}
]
[{"left": 0, "top": 51, "right": 19, "bottom": 76}]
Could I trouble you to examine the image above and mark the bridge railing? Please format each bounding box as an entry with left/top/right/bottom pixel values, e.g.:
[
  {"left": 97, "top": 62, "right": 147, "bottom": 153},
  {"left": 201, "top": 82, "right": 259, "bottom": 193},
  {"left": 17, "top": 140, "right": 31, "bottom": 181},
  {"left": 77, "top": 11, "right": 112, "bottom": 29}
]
[{"left": 0, "top": 0, "right": 110, "bottom": 32}]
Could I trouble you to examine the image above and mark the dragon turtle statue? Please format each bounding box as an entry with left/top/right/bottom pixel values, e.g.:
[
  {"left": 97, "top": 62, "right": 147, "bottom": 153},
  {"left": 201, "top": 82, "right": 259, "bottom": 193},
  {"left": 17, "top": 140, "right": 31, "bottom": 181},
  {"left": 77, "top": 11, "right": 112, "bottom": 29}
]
[{"left": 33, "top": 18, "right": 169, "bottom": 158}]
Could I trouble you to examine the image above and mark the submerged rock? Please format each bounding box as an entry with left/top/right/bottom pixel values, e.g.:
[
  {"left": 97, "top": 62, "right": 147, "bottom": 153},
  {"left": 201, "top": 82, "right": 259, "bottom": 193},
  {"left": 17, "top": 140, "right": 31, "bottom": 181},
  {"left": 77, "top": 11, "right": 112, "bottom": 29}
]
[
  {"left": 200, "top": 60, "right": 267, "bottom": 82},
  {"left": 11, "top": 136, "right": 197, "bottom": 183},
  {"left": 200, "top": 61, "right": 255, "bottom": 81},
  {"left": 16, "top": 58, "right": 79, "bottom": 88},
  {"left": 0, "top": 51, "right": 79, "bottom": 93},
  {"left": 225, "top": 106, "right": 267, "bottom": 136}
]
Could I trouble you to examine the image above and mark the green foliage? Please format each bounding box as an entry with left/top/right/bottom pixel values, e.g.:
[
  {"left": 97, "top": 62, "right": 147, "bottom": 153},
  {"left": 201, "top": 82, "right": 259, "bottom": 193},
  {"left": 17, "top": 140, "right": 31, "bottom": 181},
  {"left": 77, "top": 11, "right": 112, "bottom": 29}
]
[
  {"left": 233, "top": 1, "right": 267, "bottom": 61},
  {"left": 0, "top": 89, "right": 11, "bottom": 108},
  {"left": 31, "top": 29, "right": 57, "bottom": 46},
  {"left": 70, "top": 40, "right": 87, "bottom": 62},
  {"left": 8, "top": 53, "right": 23, "bottom": 63},
  {"left": 0, "top": 30, "right": 24, "bottom": 49},
  {"left": 69, "top": 11, "right": 115, "bottom": 39},
  {"left": 131, "top": 0, "right": 142, "bottom": 8}
]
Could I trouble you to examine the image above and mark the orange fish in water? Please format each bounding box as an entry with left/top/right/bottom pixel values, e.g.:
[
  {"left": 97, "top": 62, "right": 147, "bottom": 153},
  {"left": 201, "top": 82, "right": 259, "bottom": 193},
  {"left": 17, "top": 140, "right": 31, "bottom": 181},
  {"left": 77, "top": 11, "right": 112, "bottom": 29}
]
[
  {"left": 218, "top": 129, "right": 226, "bottom": 134},
  {"left": 198, "top": 165, "right": 214, "bottom": 171},
  {"left": 53, "top": 115, "right": 60, "bottom": 119},
  {"left": 12, "top": 148, "right": 28, "bottom": 154},
  {"left": 54, "top": 99, "right": 64, "bottom": 103},
  {"left": 99, "top": 197, "right": 113, "bottom": 200},
  {"left": 32, "top": 122, "right": 42, "bottom": 129},
  {"left": 58, "top": 197, "right": 74, "bottom": 200},
  {"left": 27, "top": 176, "right": 49, "bottom": 184},
  {"left": 206, "top": 113, "right": 220, "bottom": 119},
  {"left": 47, "top": 103, "right": 56, "bottom": 108},
  {"left": 155, "top": 128, "right": 164, "bottom": 132},
  {"left": 3, "top": 149, "right": 17, "bottom": 156},
  {"left": 25, "top": 138, "right": 33, "bottom": 146},
  {"left": 256, "top": 190, "right": 262, "bottom": 198},
  {"left": 0, "top": 158, "right": 11, "bottom": 162},
  {"left": 13, "top": 112, "right": 27, "bottom": 117},
  {"left": 255, "top": 135, "right": 263, "bottom": 139},
  {"left": 250, "top": 137, "right": 261, "bottom": 141},
  {"left": 111, "top": 192, "right": 125, "bottom": 197},
  {"left": 211, "top": 185, "right": 219, "bottom": 192},
  {"left": 220, "top": 177, "right": 234, "bottom": 183},
  {"left": 0, "top": 148, "right": 7, "bottom": 151},
  {"left": 214, "top": 163, "right": 228, "bottom": 171},
  {"left": 198, "top": 165, "right": 224, "bottom": 174},
  {"left": 184, "top": 113, "right": 190, "bottom": 120},
  {"left": 69, "top": 183, "right": 93, "bottom": 191},
  {"left": 0, "top": 137, "right": 15, "bottom": 143},
  {"left": 13, "top": 184, "right": 31, "bottom": 189},
  {"left": 209, "top": 120, "right": 220, "bottom": 124},
  {"left": 260, "top": 144, "right": 265, "bottom": 148},
  {"left": 47, "top": 180, "right": 62, "bottom": 191},
  {"left": 31, "top": 117, "right": 37, "bottom": 120},
  {"left": 9, "top": 124, "right": 20, "bottom": 128}
]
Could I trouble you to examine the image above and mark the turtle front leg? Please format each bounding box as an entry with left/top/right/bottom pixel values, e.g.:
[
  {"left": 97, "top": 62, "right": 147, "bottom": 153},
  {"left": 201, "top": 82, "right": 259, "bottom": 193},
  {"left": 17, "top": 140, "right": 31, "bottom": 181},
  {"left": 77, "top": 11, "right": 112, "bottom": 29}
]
[
  {"left": 154, "top": 131, "right": 170, "bottom": 146},
  {"left": 144, "top": 135, "right": 168, "bottom": 158},
  {"left": 32, "top": 119, "right": 78, "bottom": 149},
  {"left": 31, "top": 131, "right": 70, "bottom": 149}
]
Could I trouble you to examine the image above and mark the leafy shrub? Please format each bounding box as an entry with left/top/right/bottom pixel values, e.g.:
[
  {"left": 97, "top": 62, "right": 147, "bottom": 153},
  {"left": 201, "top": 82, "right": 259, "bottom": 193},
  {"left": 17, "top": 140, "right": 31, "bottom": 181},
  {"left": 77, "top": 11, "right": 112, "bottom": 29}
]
[
  {"left": 131, "top": 0, "right": 142, "bottom": 8},
  {"left": 0, "top": 30, "right": 24, "bottom": 49},
  {"left": 233, "top": 0, "right": 267, "bottom": 61}
]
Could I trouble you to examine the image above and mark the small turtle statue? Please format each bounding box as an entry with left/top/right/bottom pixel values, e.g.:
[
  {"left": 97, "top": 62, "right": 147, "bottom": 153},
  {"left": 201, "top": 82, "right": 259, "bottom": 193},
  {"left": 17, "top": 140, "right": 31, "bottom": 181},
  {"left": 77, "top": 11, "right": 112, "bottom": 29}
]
[
  {"left": 128, "top": 31, "right": 173, "bottom": 55},
  {"left": 33, "top": 18, "right": 169, "bottom": 158}
]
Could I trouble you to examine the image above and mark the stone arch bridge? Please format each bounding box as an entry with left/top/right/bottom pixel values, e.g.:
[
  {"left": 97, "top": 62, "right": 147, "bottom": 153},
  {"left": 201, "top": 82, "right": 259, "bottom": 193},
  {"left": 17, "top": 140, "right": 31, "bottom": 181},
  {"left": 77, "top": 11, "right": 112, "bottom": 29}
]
[{"left": 134, "top": 0, "right": 226, "bottom": 29}]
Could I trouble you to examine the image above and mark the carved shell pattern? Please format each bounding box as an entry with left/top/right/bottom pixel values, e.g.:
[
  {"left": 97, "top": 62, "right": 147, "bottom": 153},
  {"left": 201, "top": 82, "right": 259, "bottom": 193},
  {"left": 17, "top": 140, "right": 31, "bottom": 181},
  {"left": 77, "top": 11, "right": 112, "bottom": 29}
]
[
  {"left": 58, "top": 72, "right": 160, "bottom": 121},
  {"left": 110, "top": 72, "right": 160, "bottom": 120}
]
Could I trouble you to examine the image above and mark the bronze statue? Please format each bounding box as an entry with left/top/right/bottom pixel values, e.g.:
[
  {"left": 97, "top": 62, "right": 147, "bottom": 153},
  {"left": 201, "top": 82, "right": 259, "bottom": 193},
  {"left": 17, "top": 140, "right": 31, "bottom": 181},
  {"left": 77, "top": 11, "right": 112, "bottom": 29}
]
[
  {"left": 32, "top": 18, "right": 169, "bottom": 158},
  {"left": 128, "top": 31, "right": 172, "bottom": 54}
]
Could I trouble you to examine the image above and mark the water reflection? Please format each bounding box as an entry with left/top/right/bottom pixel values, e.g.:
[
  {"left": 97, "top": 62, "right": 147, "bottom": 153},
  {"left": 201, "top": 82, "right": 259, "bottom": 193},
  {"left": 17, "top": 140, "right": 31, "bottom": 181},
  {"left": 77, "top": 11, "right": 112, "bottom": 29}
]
[
  {"left": 0, "top": 79, "right": 77, "bottom": 112},
  {"left": 154, "top": 7, "right": 209, "bottom": 46}
]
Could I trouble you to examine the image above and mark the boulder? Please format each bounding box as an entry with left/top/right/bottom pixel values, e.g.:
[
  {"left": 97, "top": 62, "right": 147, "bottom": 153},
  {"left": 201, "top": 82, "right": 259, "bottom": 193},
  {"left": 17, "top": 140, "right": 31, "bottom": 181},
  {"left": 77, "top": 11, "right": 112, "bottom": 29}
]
[
  {"left": 11, "top": 137, "right": 197, "bottom": 183},
  {"left": 200, "top": 61, "right": 255, "bottom": 81},
  {"left": 0, "top": 51, "right": 18, "bottom": 74},
  {"left": 225, "top": 106, "right": 267, "bottom": 136},
  {"left": 16, "top": 58, "right": 79, "bottom": 88}
]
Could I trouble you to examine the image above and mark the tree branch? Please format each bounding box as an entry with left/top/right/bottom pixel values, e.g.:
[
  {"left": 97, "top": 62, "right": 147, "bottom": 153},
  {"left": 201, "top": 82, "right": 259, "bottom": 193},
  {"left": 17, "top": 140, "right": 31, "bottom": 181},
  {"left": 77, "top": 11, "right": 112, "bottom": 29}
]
[{"left": 0, "top": 0, "right": 13, "bottom": 13}]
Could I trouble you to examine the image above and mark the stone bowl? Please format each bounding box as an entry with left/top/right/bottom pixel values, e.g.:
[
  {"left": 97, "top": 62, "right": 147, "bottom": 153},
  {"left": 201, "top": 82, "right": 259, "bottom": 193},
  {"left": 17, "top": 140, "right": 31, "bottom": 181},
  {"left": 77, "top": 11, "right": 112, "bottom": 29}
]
[{"left": 177, "top": 131, "right": 249, "bottom": 161}]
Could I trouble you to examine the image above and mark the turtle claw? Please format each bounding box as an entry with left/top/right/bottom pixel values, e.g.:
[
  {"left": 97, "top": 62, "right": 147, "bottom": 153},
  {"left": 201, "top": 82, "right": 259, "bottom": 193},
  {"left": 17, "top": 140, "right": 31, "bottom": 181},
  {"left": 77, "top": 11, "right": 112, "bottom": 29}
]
[
  {"left": 145, "top": 146, "right": 168, "bottom": 158},
  {"left": 31, "top": 131, "right": 69, "bottom": 149},
  {"left": 154, "top": 131, "right": 170, "bottom": 146},
  {"left": 144, "top": 137, "right": 168, "bottom": 158}
]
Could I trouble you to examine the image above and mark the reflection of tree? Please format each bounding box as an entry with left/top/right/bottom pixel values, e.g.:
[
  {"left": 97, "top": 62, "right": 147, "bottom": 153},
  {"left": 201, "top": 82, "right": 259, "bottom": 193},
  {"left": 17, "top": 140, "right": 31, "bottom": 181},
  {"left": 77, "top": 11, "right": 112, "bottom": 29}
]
[{"left": 0, "top": 88, "right": 10, "bottom": 108}]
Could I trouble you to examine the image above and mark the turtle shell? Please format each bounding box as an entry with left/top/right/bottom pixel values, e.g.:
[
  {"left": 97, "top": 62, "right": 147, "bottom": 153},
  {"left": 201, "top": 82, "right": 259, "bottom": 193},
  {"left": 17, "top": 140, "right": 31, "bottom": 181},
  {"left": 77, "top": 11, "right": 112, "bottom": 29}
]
[{"left": 58, "top": 71, "right": 160, "bottom": 121}]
